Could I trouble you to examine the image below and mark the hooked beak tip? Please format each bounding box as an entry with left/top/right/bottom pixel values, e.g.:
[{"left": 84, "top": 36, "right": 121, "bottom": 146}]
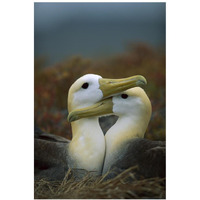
[
  {"left": 67, "top": 114, "right": 76, "bottom": 123},
  {"left": 136, "top": 79, "right": 147, "bottom": 86},
  {"left": 136, "top": 76, "right": 147, "bottom": 87}
]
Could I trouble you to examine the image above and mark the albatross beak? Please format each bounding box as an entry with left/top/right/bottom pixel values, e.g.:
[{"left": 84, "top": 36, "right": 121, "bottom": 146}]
[
  {"left": 68, "top": 98, "right": 113, "bottom": 122},
  {"left": 99, "top": 75, "right": 147, "bottom": 98},
  {"left": 67, "top": 75, "right": 147, "bottom": 122}
]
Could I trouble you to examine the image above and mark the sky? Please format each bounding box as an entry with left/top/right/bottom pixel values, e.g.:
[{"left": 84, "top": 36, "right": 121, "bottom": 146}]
[{"left": 34, "top": 3, "right": 166, "bottom": 66}]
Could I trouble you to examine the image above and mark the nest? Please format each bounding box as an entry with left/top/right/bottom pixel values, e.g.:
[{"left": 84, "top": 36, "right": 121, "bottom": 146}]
[{"left": 34, "top": 167, "right": 165, "bottom": 199}]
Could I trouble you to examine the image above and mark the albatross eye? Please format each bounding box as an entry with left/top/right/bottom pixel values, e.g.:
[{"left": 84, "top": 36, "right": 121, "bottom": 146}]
[
  {"left": 121, "top": 94, "right": 128, "bottom": 99},
  {"left": 82, "top": 82, "right": 89, "bottom": 89}
]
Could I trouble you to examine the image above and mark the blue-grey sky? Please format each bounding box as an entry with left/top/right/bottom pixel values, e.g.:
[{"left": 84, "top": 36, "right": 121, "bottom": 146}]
[{"left": 34, "top": 3, "right": 165, "bottom": 66}]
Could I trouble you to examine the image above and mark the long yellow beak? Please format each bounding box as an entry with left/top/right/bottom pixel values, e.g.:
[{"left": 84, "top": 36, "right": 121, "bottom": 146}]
[
  {"left": 68, "top": 75, "right": 147, "bottom": 122},
  {"left": 99, "top": 75, "right": 147, "bottom": 98},
  {"left": 68, "top": 98, "right": 113, "bottom": 122}
]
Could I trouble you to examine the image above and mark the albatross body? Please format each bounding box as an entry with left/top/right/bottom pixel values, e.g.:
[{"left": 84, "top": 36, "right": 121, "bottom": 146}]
[
  {"left": 35, "top": 74, "right": 146, "bottom": 180},
  {"left": 68, "top": 87, "right": 165, "bottom": 179}
]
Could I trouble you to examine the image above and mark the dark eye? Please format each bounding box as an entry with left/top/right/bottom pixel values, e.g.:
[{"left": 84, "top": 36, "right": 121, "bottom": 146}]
[
  {"left": 121, "top": 94, "right": 128, "bottom": 99},
  {"left": 82, "top": 82, "right": 89, "bottom": 89}
]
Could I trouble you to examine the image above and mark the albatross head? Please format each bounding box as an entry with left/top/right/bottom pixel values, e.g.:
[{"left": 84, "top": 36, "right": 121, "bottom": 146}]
[
  {"left": 68, "top": 74, "right": 147, "bottom": 112},
  {"left": 112, "top": 87, "right": 152, "bottom": 119},
  {"left": 68, "top": 87, "right": 152, "bottom": 134}
]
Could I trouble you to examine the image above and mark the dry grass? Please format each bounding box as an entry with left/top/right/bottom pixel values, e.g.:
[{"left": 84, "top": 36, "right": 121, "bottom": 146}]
[{"left": 34, "top": 168, "right": 165, "bottom": 199}]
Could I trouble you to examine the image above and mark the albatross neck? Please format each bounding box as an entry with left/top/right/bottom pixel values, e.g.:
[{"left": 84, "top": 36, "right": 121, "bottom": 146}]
[
  {"left": 71, "top": 117, "right": 103, "bottom": 139},
  {"left": 105, "top": 114, "right": 148, "bottom": 155},
  {"left": 69, "top": 117, "right": 105, "bottom": 174}
]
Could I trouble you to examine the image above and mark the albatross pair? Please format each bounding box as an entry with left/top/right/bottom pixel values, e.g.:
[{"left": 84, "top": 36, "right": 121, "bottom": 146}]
[
  {"left": 35, "top": 74, "right": 147, "bottom": 180},
  {"left": 68, "top": 87, "right": 165, "bottom": 179}
]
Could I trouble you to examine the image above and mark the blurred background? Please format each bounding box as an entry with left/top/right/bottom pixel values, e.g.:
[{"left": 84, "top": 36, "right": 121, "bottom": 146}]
[{"left": 34, "top": 2, "right": 166, "bottom": 140}]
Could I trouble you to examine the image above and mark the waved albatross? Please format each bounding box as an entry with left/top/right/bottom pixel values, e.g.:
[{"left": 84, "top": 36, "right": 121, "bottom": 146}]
[
  {"left": 35, "top": 74, "right": 146, "bottom": 180},
  {"left": 68, "top": 87, "right": 166, "bottom": 179}
]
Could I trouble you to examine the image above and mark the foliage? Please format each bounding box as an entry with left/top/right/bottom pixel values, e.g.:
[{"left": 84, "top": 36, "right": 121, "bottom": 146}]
[{"left": 34, "top": 43, "right": 165, "bottom": 140}]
